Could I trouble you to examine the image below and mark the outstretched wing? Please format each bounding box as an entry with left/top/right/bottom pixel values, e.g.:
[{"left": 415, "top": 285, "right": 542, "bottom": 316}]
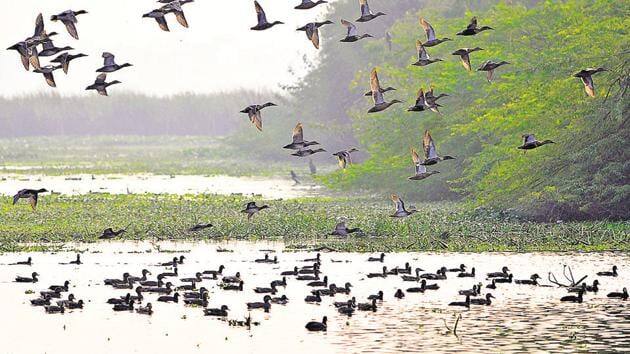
[
  {"left": 370, "top": 68, "right": 384, "bottom": 105},
  {"left": 423, "top": 130, "right": 438, "bottom": 159},
  {"left": 341, "top": 19, "right": 357, "bottom": 37},
  {"left": 581, "top": 76, "right": 595, "bottom": 97},
  {"left": 420, "top": 18, "right": 436, "bottom": 41},
  {"left": 34, "top": 13, "right": 44, "bottom": 37},
  {"left": 155, "top": 15, "right": 170, "bottom": 32},
  {"left": 391, "top": 194, "right": 405, "bottom": 212},
  {"left": 252, "top": 110, "right": 263, "bottom": 131},
  {"left": 415, "top": 87, "right": 426, "bottom": 106},
  {"left": 63, "top": 20, "right": 79, "bottom": 39},
  {"left": 103, "top": 52, "right": 116, "bottom": 66},
  {"left": 416, "top": 40, "right": 429, "bottom": 60},
  {"left": 292, "top": 123, "right": 304, "bottom": 143},
  {"left": 174, "top": 10, "right": 189, "bottom": 28},
  {"left": 460, "top": 53, "right": 471, "bottom": 71},
  {"left": 359, "top": 0, "right": 372, "bottom": 17},
  {"left": 28, "top": 194, "right": 38, "bottom": 210},
  {"left": 254, "top": 1, "right": 268, "bottom": 25},
  {"left": 95, "top": 73, "right": 107, "bottom": 83},
  {"left": 467, "top": 16, "right": 478, "bottom": 30},
  {"left": 523, "top": 134, "right": 536, "bottom": 145}
]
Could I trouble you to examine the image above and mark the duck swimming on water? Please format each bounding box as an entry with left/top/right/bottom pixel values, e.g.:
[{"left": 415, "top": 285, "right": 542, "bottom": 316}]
[
  {"left": 15, "top": 272, "right": 39, "bottom": 283},
  {"left": 204, "top": 305, "right": 229, "bottom": 316},
  {"left": 136, "top": 303, "right": 153, "bottom": 315},
  {"left": 9, "top": 257, "right": 32, "bottom": 266},
  {"left": 251, "top": 1, "right": 284, "bottom": 31},
  {"left": 515, "top": 274, "right": 541, "bottom": 285},
  {"left": 471, "top": 293, "right": 495, "bottom": 306},
  {"left": 305, "top": 316, "right": 327, "bottom": 331},
  {"left": 449, "top": 295, "right": 471, "bottom": 308},
  {"left": 596, "top": 265, "right": 618, "bottom": 277},
  {"left": 487, "top": 266, "right": 510, "bottom": 278},
  {"left": 607, "top": 287, "right": 628, "bottom": 300}
]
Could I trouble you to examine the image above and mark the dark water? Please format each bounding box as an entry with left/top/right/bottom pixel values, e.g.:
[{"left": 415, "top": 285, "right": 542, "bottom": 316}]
[{"left": 0, "top": 242, "right": 628, "bottom": 354}]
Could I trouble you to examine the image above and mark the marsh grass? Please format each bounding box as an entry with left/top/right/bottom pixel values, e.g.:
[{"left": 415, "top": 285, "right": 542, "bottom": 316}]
[{"left": 0, "top": 194, "right": 627, "bottom": 253}]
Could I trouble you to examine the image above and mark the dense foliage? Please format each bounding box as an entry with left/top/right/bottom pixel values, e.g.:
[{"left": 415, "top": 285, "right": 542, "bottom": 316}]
[{"left": 321, "top": 0, "right": 629, "bottom": 221}]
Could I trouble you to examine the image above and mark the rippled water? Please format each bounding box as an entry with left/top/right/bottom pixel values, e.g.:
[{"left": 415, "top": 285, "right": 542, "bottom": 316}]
[
  {"left": 0, "top": 174, "right": 321, "bottom": 199},
  {"left": 0, "top": 242, "right": 628, "bottom": 354}
]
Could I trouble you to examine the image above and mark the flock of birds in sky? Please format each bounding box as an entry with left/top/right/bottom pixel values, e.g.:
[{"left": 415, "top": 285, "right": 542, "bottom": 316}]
[
  {"left": 5, "top": 0, "right": 619, "bottom": 333},
  {"left": 9, "top": 251, "right": 627, "bottom": 332},
  {"left": 6, "top": 0, "right": 607, "bottom": 181}
]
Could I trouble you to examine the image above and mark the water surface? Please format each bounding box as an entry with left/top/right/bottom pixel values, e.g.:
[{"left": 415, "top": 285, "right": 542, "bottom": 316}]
[{"left": 0, "top": 242, "right": 628, "bottom": 354}]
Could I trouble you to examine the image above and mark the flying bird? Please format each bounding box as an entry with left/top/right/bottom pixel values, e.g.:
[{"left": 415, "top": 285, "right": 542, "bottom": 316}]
[
  {"left": 419, "top": 18, "right": 451, "bottom": 47},
  {"left": 408, "top": 148, "right": 440, "bottom": 180},
  {"left": 143, "top": 9, "right": 170, "bottom": 32},
  {"left": 85, "top": 73, "right": 121, "bottom": 96},
  {"left": 412, "top": 40, "right": 442, "bottom": 67},
  {"left": 240, "top": 102, "right": 277, "bottom": 132},
  {"left": 13, "top": 189, "right": 48, "bottom": 210},
  {"left": 50, "top": 52, "right": 87, "bottom": 74},
  {"left": 356, "top": 0, "right": 385, "bottom": 22},
  {"left": 517, "top": 134, "right": 555, "bottom": 151},
  {"left": 340, "top": 19, "right": 372, "bottom": 42},
  {"left": 420, "top": 130, "right": 455, "bottom": 165},
  {"left": 330, "top": 221, "right": 362, "bottom": 236},
  {"left": 38, "top": 40, "right": 72, "bottom": 57},
  {"left": 251, "top": 1, "right": 284, "bottom": 31},
  {"left": 283, "top": 123, "right": 319, "bottom": 150},
  {"left": 457, "top": 17, "right": 493, "bottom": 36},
  {"left": 333, "top": 148, "right": 358, "bottom": 169},
  {"left": 452, "top": 47, "right": 483, "bottom": 71},
  {"left": 50, "top": 10, "right": 88, "bottom": 39},
  {"left": 296, "top": 21, "right": 333, "bottom": 49},
  {"left": 96, "top": 52, "right": 133, "bottom": 73},
  {"left": 291, "top": 148, "right": 326, "bottom": 157},
  {"left": 241, "top": 202, "right": 269, "bottom": 220},
  {"left": 477, "top": 60, "right": 510, "bottom": 82},
  {"left": 367, "top": 68, "right": 401, "bottom": 113},
  {"left": 34, "top": 65, "right": 63, "bottom": 87},
  {"left": 294, "top": 0, "right": 328, "bottom": 10},
  {"left": 160, "top": 0, "right": 193, "bottom": 28},
  {"left": 390, "top": 194, "right": 417, "bottom": 218},
  {"left": 574, "top": 68, "right": 606, "bottom": 97}
]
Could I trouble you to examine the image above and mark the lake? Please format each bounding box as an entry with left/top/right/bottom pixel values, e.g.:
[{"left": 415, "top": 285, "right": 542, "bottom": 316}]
[{"left": 0, "top": 242, "right": 628, "bottom": 353}]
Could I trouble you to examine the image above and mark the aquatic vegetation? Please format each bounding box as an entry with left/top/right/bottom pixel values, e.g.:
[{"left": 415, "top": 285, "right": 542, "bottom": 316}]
[{"left": 0, "top": 194, "right": 626, "bottom": 252}]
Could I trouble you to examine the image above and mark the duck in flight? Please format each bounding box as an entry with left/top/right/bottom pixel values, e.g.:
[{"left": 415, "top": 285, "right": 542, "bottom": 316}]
[
  {"left": 452, "top": 47, "right": 483, "bottom": 71},
  {"left": 367, "top": 68, "right": 401, "bottom": 113},
  {"left": 86, "top": 74, "right": 121, "bottom": 96},
  {"left": 50, "top": 52, "right": 87, "bottom": 74},
  {"left": 7, "top": 42, "right": 40, "bottom": 71},
  {"left": 574, "top": 68, "right": 606, "bottom": 97},
  {"left": 356, "top": 0, "right": 385, "bottom": 22},
  {"left": 333, "top": 148, "right": 358, "bottom": 169},
  {"left": 242, "top": 202, "right": 269, "bottom": 220},
  {"left": 296, "top": 21, "right": 333, "bottom": 49},
  {"left": 419, "top": 18, "right": 451, "bottom": 47},
  {"left": 295, "top": 0, "right": 328, "bottom": 10},
  {"left": 283, "top": 123, "right": 320, "bottom": 150},
  {"left": 330, "top": 221, "right": 362, "bottom": 236},
  {"left": 34, "top": 65, "right": 62, "bottom": 87},
  {"left": 517, "top": 134, "right": 554, "bottom": 151},
  {"left": 251, "top": 1, "right": 284, "bottom": 31},
  {"left": 50, "top": 10, "right": 87, "bottom": 39},
  {"left": 412, "top": 40, "right": 442, "bottom": 67},
  {"left": 99, "top": 227, "right": 126, "bottom": 239},
  {"left": 240, "top": 102, "right": 276, "bottom": 132},
  {"left": 457, "top": 17, "right": 493, "bottom": 36},
  {"left": 408, "top": 148, "right": 440, "bottom": 180},
  {"left": 143, "top": 9, "right": 170, "bottom": 32},
  {"left": 96, "top": 52, "right": 132, "bottom": 73},
  {"left": 291, "top": 148, "right": 326, "bottom": 157},
  {"left": 478, "top": 60, "right": 510, "bottom": 82},
  {"left": 390, "top": 194, "right": 416, "bottom": 218},
  {"left": 13, "top": 189, "right": 47, "bottom": 210},
  {"left": 420, "top": 131, "right": 455, "bottom": 166},
  {"left": 160, "top": 0, "right": 193, "bottom": 28},
  {"left": 340, "top": 19, "right": 372, "bottom": 42},
  {"left": 38, "top": 40, "right": 72, "bottom": 57}
]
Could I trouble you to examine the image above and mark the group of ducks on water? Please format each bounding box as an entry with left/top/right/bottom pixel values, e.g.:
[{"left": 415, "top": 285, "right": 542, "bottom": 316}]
[{"left": 9, "top": 252, "right": 627, "bottom": 332}]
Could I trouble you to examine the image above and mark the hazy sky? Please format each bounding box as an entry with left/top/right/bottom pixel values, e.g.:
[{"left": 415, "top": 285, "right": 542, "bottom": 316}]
[{"left": 0, "top": 0, "right": 339, "bottom": 98}]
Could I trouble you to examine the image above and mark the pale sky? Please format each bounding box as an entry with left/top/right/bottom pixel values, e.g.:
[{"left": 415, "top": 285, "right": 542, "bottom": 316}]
[{"left": 0, "top": 0, "right": 339, "bottom": 97}]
